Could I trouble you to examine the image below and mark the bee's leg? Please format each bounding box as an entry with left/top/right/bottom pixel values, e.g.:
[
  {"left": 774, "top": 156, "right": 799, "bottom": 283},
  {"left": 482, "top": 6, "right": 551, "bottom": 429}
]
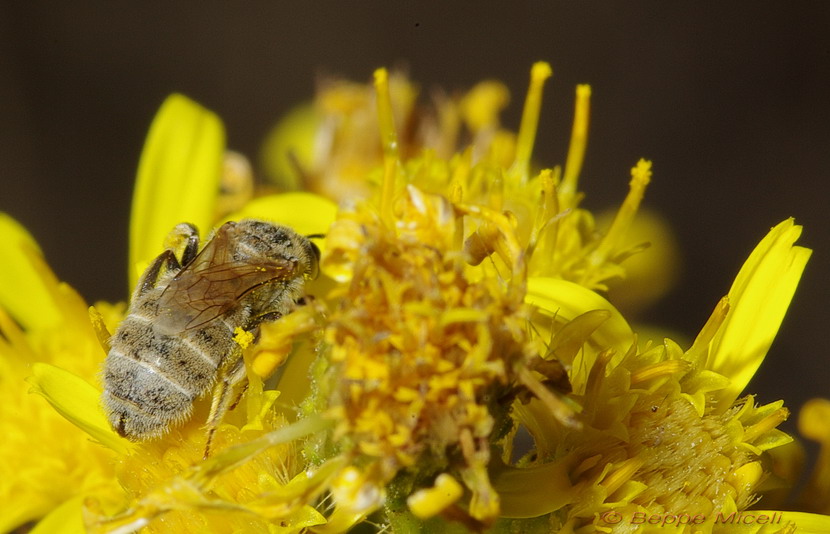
[
  {"left": 228, "top": 381, "right": 249, "bottom": 411},
  {"left": 203, "top": 355, "right": 247, "bottom": 459},
  {"left": 137, "top": 250, "right": 182, "bottom": 296},
  {"left": 246, "top": 311, "right": 283, "bottom": 336},
  {"left": 136, "top": 224, "right": 201, "bottom": 296},
  {"left": 172, "top": 222, "right": 200, "bottom": 267},
  {"left": 242, "top": 297, "right": 311, "bottom": 339}
]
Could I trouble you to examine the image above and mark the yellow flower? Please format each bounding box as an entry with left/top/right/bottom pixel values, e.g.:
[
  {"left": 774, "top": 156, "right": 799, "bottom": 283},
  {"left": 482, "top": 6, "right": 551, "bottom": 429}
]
[
  {"left": 499, "top": 219, "right": 810, "bottom": 532},
  {"left": 5, "top": 60, "right": 827, "bottom": 534},
  {"left": 263, "top": 65, "right": 665, "bottom": 296},
  {"left": 261, "top": 71, "right": 419, "bottom": 200},
  {"left": 295, "top": 64, "right": 825, "bottom": 532}
]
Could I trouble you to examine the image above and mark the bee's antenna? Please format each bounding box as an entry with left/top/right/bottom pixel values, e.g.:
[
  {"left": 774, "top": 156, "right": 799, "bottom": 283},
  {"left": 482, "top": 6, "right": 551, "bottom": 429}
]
[{"left": 306, "top": 233, "right": 326, "bottom": 240}]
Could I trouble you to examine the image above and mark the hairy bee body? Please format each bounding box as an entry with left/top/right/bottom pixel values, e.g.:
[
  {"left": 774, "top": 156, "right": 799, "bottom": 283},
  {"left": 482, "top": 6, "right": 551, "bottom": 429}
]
[
  {"left": 102, "top": 219, "right": 318, "bottom": 441},
  {"left": 103, "top": 285, "right": 242, "bottom": 440}
]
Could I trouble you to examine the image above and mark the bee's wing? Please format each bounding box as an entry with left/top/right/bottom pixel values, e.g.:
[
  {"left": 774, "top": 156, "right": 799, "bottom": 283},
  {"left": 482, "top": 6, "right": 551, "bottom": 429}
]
[{"left": 155, "top": 224, "right": 299, "bottom": 334}]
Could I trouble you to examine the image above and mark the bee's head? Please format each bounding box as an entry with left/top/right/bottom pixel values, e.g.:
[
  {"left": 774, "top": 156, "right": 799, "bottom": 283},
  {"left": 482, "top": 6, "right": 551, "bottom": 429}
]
[{"left": 232, "top": 220, "right": 322, "bottom": 279}]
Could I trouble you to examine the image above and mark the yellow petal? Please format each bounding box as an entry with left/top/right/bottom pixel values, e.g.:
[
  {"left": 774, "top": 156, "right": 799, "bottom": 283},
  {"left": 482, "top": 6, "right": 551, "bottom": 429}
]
[
  {"left": 773, "top": 512, "right": 830, "bottom": 533},
  {"left": 191, "top": 415, "right": 334, "bottom": 485},
  {"left": 527, "top": 277, "right": 634, "bottom": 357},
  {"left": 0, "top": 213, "right": 62, "bottom": 329},
  {"left": 0, "top": 494, "right": 52, "bottom": 534},
  {"left": 129, "top": 93, "right": 225, "bottom": 289},
  {"left": 491, "top": 455, "right": 578, "bottom": 518},
  {"left": 548, "top": 309, "right": 613, "bottom": 366},
  {"left": 30, "top": 496, "right": 85, "bottom": 534},
  {"left": 271, "top": 505, "right": 327, "bottom": 533},
  {"left": 312, "top": 508, "right": 367, "bottom": 534},
  {"left": 26, "top": 363, "right": 132, "bottom": 455},
  {"left": 708, "top": 219, "right": 811, "bottom": 408},
  {"left": 225, "top": 192, "right": 337, "bottom": 238}
]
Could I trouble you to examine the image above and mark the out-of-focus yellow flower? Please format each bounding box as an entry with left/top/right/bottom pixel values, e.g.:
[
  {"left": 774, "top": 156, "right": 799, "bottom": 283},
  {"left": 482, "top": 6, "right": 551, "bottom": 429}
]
[
  {"left": 799, "top": 399, "right": 830, "bottom": 514},
  {"left": 600, "top": 208, "right": 681, "bottom": 317},
  {"left": 0, "top": 215, "right": 120, "bottom": 533},
  {"left": 261, "top": 72, "right": 420, "bottom": 200},
  {"left": 265, "top": 66, "right": 666, "bottom": 299}
]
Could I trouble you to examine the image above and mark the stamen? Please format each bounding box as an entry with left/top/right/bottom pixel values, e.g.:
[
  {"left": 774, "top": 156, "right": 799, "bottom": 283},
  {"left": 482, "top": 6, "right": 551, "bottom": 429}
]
[
  {"left": 601, "top": 457, "right": 644, "bottom": 495},
  {"left": 373, "top": 68, "right": 400, "bottom": 225},
  {"left": 585, "top": 159, "right": 652, "bottom": 276},
  {"left": 512, "top": 62, "right": 553, "bottom": 184},
  {"left": 743, "top": 407, "right": 789, "bottom": 442},
  {"left": 449, "top": 147, "right": 472, "bottom": 201},
  {"left": 629, "top": 360, "right": 692, "bottom": 385},
  {"left": 458, "top": 203, "right": 525, "bottom": 279},
  {"left": 560, "top": 85, "right": 592, "bottom": 197},
  {"left": 517, "top": 365, "right": 580, "bottom": 428},
  {"left": 530, "top": 168, "right": 560, "bottom": 259}
]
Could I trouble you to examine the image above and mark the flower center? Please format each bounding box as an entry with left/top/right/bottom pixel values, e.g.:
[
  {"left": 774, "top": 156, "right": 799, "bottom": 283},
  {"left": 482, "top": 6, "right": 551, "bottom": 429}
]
[{"left": 626, "top": 396, "right": 754, "bottom": 514}]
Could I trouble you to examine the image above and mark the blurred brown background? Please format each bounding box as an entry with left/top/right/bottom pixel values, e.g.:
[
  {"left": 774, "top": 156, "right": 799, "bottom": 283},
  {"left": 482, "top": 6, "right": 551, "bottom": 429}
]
[{"left": 1, "top": 3, "right": 828, "bottom": 426}]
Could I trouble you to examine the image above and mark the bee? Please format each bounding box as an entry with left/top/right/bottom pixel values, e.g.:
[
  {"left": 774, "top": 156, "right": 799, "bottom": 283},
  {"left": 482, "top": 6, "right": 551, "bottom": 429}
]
[{"left": 102, "top": 219, "right": 320, "bottom": 453}]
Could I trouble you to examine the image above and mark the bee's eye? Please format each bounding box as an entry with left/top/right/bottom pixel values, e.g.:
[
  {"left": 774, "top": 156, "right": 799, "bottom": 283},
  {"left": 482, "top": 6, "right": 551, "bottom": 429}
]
[{"left": 307, "top": 241, "right": 321, "bottom": 280}]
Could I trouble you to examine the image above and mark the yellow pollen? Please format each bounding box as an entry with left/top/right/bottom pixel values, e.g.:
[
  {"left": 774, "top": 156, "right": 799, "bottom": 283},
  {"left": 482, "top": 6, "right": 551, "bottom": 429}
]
[
  {"left": 512, "top": 61, "right": 553, "bottom": 183},
  {"left": 233, "top": 326, "right": 255, "bottom": 349}
]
